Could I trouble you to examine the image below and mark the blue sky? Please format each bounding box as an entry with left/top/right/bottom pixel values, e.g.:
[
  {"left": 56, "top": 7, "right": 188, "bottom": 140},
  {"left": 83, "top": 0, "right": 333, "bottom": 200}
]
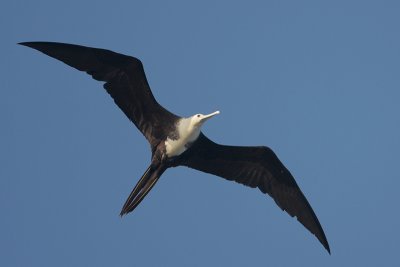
[{"left": 1, "top": 0, "right": 399, "bottom": 266}]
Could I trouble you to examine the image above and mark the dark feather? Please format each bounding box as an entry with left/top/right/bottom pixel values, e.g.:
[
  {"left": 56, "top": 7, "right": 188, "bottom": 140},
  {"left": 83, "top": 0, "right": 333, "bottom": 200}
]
[
  {"left": 179, "top": 133, "right": 330, "bottom": 253},
  {"left": 120, "top": 164, "right": 165, "bottom": 216},
  {"left": 19, "top": 42, "right": 179, "bottom": 149},
  {"left": 20, "top": 42, "right": 330, "bottom": 253}
]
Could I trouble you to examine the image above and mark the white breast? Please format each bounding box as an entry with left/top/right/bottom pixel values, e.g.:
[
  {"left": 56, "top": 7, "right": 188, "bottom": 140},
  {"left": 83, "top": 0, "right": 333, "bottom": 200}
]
[{"left": 165, "top": 118, "right": 200, "bottom": 157}]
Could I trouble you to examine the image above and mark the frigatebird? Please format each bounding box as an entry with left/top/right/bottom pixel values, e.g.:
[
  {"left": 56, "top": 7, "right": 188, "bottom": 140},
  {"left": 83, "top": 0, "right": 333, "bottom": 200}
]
[{"left": 20, "top": 42, "right": 330, "bottom": 253}]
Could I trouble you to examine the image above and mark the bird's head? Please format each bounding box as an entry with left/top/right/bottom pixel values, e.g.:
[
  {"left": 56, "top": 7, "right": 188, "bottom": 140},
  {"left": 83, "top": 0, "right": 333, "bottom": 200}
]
[{"left": 190, "top": 111, "right": 220, "bottom": 128}]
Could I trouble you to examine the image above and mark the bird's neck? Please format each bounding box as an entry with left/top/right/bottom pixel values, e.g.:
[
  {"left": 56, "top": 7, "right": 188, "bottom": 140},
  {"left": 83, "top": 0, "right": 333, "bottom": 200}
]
[{"left": 164, "top": 118, "right": 201, "bottom": 157}]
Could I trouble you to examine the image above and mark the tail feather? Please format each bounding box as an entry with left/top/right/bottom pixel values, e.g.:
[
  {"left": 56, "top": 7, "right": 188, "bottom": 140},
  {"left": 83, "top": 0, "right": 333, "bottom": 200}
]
[{"left": 120, "top": 165, "right": 165, "bottom": 216}]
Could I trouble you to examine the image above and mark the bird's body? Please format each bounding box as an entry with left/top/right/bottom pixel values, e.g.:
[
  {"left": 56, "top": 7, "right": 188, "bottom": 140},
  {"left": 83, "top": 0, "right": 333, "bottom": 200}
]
[
  {"left": 165, "top": 112, "right": 219, "bottom": 157},
  {"left": 20, "top": 41, "right": 330, "bottom": 253},
  {"left": 165, "top": 117, "right": 202, "bottom": 157}
]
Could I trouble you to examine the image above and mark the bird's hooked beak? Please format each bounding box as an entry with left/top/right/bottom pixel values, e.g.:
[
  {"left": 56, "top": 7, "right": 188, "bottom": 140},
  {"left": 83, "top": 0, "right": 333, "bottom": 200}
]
[{"left": 200, "top": 110, "right": 220, "bottom": 123}]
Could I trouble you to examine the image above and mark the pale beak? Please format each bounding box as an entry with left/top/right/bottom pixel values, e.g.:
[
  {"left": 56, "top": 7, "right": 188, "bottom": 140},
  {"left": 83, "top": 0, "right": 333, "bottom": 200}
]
[{"left": 200, "top": 110, "right": 220, "bottom": 122}]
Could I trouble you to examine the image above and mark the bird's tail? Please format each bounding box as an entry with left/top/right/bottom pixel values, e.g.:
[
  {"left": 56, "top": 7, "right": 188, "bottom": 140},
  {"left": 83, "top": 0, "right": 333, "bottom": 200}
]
[{"left": 120, "top": 165, "right": 165, "bottom": 216}]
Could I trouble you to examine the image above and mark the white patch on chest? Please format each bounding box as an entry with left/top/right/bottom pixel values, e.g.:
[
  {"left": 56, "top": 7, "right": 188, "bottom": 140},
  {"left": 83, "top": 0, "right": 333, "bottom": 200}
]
[{"left": 165, "top": 118, "right": 200, "bottom": 157}]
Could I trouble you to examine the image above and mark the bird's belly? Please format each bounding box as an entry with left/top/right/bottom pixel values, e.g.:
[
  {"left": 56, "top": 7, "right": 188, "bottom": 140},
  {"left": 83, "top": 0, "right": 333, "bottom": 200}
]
[
  {"left": 165, "top": 138, "right": 187, "bottom": 157},
  {"left": 165, "top": 129, "right": 200, "bottom": 157}
]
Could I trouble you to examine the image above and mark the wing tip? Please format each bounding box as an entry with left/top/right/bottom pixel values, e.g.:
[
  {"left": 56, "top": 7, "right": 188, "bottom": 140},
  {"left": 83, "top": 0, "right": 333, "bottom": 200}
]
[
  {"left": 18, "top": 41, "right": 43, "bottom": 46},
  {"left": 322, "top": 237, "right": 331, "bottom": 255},
  {"left": 18, "top": 41, "right": 51, "bottom": 52},
  {"left": 324, "top": 245, "right": 331, "bottom": 255},
  {"left": 18, "top": 41, "right": 32, "bottom": 47},
  {"left": 310, "top": 221, "right": 331, "bottom": 254},
  {"left": 313, "top": 227, "right": 330, "bottom": 254}
]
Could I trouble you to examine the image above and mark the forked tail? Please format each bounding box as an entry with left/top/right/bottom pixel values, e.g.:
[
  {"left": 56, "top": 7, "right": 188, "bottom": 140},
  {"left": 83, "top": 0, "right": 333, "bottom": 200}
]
[{"left": 120, "top": 164, "right": 165, "bottom": 216}]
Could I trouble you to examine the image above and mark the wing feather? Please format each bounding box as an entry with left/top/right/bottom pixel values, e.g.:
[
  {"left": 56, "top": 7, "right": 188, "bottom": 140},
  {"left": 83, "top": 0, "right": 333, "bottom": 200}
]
[
  {"left": 179, "top": 133, "right": 330, "bottom": 253},
  {"left": 20, "top": 42, "right": 179, "bottom": 148}
]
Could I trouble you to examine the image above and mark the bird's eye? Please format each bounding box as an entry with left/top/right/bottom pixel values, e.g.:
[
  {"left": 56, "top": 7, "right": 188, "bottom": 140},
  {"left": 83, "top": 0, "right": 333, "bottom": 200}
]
[{"left": 197, "top": 114, "right": 200, "bottom": 118}]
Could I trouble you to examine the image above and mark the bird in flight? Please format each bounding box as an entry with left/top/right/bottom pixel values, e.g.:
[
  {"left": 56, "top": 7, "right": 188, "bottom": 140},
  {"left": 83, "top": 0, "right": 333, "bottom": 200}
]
[{"left": 20, "top": 42, "right": 330, "bottom": 253}]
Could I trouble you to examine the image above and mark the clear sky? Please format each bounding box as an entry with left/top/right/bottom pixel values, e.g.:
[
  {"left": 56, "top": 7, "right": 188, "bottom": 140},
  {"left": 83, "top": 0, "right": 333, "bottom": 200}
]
[{"left": 1, "top": 0, "right": 399, "bottom": 266}]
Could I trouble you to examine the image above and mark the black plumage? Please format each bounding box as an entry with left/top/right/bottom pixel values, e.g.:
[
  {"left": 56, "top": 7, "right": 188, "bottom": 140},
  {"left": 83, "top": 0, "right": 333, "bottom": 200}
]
[{"left": 20, "top": 41, "right": 330, "bottom": 253}]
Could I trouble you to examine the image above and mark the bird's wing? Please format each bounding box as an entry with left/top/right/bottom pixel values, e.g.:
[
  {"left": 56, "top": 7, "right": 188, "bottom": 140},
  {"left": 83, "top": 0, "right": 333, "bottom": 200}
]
[
  {"left": 179, "top": 133, "right": 330, "bottom": 253},
  {"left": 20, "top": 42, "right": 179, "bottom": 149}
]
